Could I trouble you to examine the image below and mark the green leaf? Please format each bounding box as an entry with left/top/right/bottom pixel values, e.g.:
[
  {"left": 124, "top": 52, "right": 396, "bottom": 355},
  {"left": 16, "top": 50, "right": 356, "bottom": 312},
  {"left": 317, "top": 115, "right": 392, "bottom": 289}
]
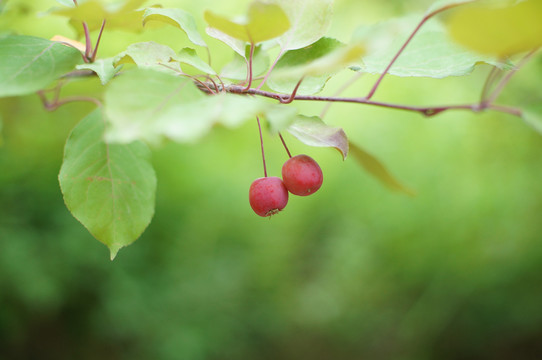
[
  {"left": 426, "top": 0, "right": 476, "bottom": 14},
  {"left": 268, "top": 37, "right": 363, "bottom": 94},
  {"left": 522, "top": 105, "right": 542, "bottom": 135},
  {"left": 172, "top": 48, "right": 216, "bottom": 75},
  {"left": 59, "top": 110, "right": 157, "bottom": 260},
  {"left": 52, "top": 0, "right": 146, "bottom": 35},
  {"left": 55, "top": 0, "right": 76, "bottom": 7},
  {"left": 76, "top": 57, "right": 121, "bottom": 85},
  {"left": 287, "top": 115, "right": 348, "bottom": 159},
  {"left": 0, "top": 35, "right": 81, "bottom": 97},
  {"left": 349, "top": 142, "right": 415, "bottom": 196},
  {"left": 274, "top": 0, "right": 333, "bottom": 51},
  {"left": 351, "top": 14, "right": 508, "bottom": 78},
  {"left": 263, "top": 105, "right": 298, "bottom": 134},
  {"left": 114, "top": 42, "right": 181, "bottom": 75},
  {"left": 104, "top": 69, "right": 295, "bottom": 144},
  {"left": 220, "top": 45, "right": 269, "bottom": 80},
  {"left": 0, "top": 113, "right": 3, "bottom": 147},
  {"left": 142, "top": 7, "right": 207, "bottom": 47},
  {"left": 205, "top": 27, "right": 246, "bottom": 56},
  {"left": 446, "top": 0, "right": 542, "bottom": 56},
  {"left": 204, "top": 1, "right": 290, "bottom": 44}
]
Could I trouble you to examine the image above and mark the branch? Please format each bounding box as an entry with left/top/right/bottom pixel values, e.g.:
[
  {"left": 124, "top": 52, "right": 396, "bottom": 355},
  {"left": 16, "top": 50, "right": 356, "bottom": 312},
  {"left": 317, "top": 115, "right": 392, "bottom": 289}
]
[{"left": 216, "top": 84, "right": 521, "bottom": 118}]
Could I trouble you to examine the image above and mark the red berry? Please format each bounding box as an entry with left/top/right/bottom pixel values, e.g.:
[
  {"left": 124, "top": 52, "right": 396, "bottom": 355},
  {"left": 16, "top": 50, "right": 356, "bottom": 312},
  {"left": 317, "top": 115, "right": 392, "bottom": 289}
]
[
  {"left": 281, "top": 155, "right": 323, "bottom": 196},
  {"left": 249, "top": 177, "right": 289, "bottom": 217}
]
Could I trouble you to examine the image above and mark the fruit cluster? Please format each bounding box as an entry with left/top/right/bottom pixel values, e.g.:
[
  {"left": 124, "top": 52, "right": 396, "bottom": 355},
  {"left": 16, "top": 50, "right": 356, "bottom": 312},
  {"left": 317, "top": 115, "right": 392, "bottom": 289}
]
[{"left": 249, "top": 155, "right": 323, "bottom": 217}]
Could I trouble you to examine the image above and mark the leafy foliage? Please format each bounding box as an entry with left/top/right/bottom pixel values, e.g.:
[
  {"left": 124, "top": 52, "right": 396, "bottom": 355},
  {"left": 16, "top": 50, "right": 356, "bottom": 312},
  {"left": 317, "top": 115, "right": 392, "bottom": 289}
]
[
  {"left": 0, "top": 35, "right": 81, "bottom": 96},
  {"left": 287, "top": 115, "right": 348, "bottom": 159},
  {"left": 447, "top": 0, "right": 542, "bottom": 56},
  {"left": 204, "top": 1, "right": 290, "bottom": 44},
  {"left": 351, "top": 14, "right": 508, "bottom": 78},
  {"left": 52, "top": 0, "right": 146, "bottom": 35},
  {"left": 59, "top": 110, "right": 156, "bottom": 259},
  {"left": 0, "top": 0, "right": 540, "bottom": 257},
  {"left": 142, "top": 7, "right": 207, "bottom": 48},
  {"left": 103, "top": 69, "right": 296, "bottom": 145}
]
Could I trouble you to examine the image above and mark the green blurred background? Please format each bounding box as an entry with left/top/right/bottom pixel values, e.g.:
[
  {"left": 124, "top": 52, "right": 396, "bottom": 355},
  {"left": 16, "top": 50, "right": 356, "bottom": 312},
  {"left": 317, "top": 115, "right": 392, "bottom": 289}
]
[{"left": 1, "top": 0, "right": 542, "bottom": 359}]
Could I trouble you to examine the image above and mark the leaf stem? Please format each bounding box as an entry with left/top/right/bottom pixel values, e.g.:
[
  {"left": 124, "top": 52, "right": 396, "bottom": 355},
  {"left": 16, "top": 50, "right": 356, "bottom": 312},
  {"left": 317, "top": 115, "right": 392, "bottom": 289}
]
[
  {"left": 256, "top": 48, "right": 285, "bottom": 90},
  {"left": 91, "top": 19, "right": 107, "bottom": 63},
  {"left": 256, "top": 116, "right": 268, "bottom": 177},
  {"left": 243, "top": 43, "right": 255, "bottom": 91},
  {"left": 38, "top": 90, "right": 101, "bottom": 111},
  {"left": 279, "top": 76, "right": 304, "bottom": 104},
  {"left": 485, "top": 48, "right": 540, "bottom": 105},
  {"left": 82, "top": 22, "right": 92, "bottom": 62},
  {"left": 365, "top": 1, "right": 475, "bottom": 100},
  {"left": 320, "top": 72, "right": 364, "bottom": 119},
  {"left": 480, "top": 66, "right": 502, "bottom": 104}
]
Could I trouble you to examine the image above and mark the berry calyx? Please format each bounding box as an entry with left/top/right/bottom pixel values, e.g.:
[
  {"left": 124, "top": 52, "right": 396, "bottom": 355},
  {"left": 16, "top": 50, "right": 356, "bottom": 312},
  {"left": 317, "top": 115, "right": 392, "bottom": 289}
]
[
  {"left": 281, "top": 154, "right": 323, "bottom": 196},
  {"left": 249, "top": 176, "right": 289, "bottom": 217}
]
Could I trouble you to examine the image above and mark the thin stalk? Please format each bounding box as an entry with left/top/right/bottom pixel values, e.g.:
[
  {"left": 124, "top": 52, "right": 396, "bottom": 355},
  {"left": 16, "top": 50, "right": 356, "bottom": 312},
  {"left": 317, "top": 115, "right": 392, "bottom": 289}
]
[
  {"left": 480, "top": 66, "right": 502, "bottom": 104},
  {"left": 279, "top": 77, "right": 304, "bottom": 104},
  {"left": 279, "top": 132, "right": 292, "bottom": 158},
  {"left": 485, "top": 48, "right": 539, "bottom": 105},
  {"left": 256, "top": 48, "right": 285, "bottom": 90},
  {"left": 91, "top": 19, "right": 107, "bottom": 62},
  {"left": 256, "top": 116, "right": 268, "bottom": 177},
  {"left": 243, "top": 43, "right": 255, "bottom": 91},
  {"left": 320, "top": 72, "right": 364, "bottom": 119},
  {"left": 82, "top": 22, "right": 92, "bottom": 62}
]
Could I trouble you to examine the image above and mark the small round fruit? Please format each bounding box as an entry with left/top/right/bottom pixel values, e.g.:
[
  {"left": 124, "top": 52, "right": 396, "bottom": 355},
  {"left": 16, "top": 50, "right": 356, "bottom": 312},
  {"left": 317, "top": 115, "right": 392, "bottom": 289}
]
[
  {"left": 282, "top": 155, "right": 323, "bottom": 196},
  {"left": 249, "top": 176, "right": 289, "bottom": 217}
]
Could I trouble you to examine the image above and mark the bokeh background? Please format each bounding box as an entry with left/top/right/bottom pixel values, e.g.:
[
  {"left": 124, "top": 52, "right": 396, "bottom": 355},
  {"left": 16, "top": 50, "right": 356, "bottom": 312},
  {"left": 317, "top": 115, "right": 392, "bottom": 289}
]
[{"left": 1, "top": 0, "right": 542, "bottom": 359}]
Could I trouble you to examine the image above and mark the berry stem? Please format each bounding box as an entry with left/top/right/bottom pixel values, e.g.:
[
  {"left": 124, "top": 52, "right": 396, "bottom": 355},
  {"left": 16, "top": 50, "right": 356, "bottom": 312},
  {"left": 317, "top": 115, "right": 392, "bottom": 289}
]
[
  {"left": 256, "top": 116, "right": 268, "bottom": 177},
  {"left": 279, "top": 132, "right": 292, "bottom": 158}
]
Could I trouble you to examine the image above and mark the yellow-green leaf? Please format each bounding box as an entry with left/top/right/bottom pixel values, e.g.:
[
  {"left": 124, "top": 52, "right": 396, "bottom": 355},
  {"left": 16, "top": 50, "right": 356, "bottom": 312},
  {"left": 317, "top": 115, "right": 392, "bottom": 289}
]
[
  {"left": 447, "top": 0, "right": 542, "bottom": 56},
  {"left": 53, "top": 0, "right": 146, "bottom": 35},
  {"left": 204, "top": 1, "right": 290, "bottom": 44},
  {"left": 349, "top": 142, "right": 415, "bottom": 196}
]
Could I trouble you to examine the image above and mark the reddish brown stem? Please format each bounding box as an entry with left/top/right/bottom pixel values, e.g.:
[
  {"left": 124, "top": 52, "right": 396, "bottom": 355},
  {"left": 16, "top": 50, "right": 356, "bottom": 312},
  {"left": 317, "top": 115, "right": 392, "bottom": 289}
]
[
  {"left": 279, "top": 132, "right": 292, "bottom": 158},
  {"left": 256, "top": 116, "right": 268, "bottom": 177},
  {"left": 91, "top": 19, "right": 107, "bottom": 62},
  {"left": 243, "top": 43, "right": 255, "bottom": 92},
  {"left": 279, "top": 77, "right": 304, "bottom": 104}
]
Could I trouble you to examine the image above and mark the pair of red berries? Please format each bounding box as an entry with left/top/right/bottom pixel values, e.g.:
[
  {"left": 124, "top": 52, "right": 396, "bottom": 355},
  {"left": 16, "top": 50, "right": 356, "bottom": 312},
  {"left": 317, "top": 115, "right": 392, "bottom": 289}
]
[{"left": 249, "top": 154, "right": 323, "bottom": 217}]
